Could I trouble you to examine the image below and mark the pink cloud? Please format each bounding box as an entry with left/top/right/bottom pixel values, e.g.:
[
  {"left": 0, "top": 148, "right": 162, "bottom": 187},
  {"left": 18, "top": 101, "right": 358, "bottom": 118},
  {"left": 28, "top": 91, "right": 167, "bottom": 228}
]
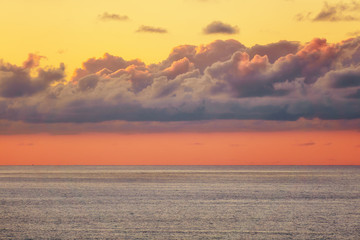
[{"left": 162, "top": 57, "right": 194, "bottom": 79}]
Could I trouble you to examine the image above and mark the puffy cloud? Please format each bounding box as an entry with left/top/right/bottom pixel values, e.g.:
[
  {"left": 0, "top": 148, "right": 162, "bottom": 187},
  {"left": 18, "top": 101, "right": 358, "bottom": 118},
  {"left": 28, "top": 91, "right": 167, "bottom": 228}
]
[
  {"left": 98, "top": 12, "right": 129, "bottom": 21},
  {"left": 161, "top": 39, "right": 246, "bottom": 72},
  {"left": 136, "top": 25, "right": 168, "bottom": 33},
  {"left": 162, "top": 57, "right": 194, "bottom": 79},
  {"left": 22, "top": 53, "right": 45, "bottom": 69},
  {"left": 248, "top": 40, "right": 300, "bottom": 63},
  {"left": 206, "top": 38, "right": 342, "bottom": 97},
  {"left": 71, "top": 53, "right": 144, "bottom": 81},
  {"left": 203, "top": 21, "right": 239, "bottom": 34},
  {"left": 0, "top": 37, "right": 360, "bottom": 132},
  {"left": 273, "top": 38, "right": 339, "bottom": 84},
  {"left": 78, "top": 75, "right": 99, "bottom": 91},
  {"left": 206, "top": 52, "right": 276, "bottom": 97},
  {"left": 109, "top": 65, "right": 152, "bottom": 92}
]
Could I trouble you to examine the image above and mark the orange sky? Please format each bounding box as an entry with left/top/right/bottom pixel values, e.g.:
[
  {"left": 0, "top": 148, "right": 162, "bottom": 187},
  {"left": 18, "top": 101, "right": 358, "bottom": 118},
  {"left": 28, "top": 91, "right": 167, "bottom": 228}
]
[{"left": 1, "top": 131, "right": 359, "bottom": 165}]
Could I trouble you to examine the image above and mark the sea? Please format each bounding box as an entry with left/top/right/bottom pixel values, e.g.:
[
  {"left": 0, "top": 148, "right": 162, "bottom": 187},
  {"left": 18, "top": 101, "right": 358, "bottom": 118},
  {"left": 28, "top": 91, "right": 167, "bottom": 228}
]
[{"left": 0, "top": 166, "right": 359, "bottom": 239}]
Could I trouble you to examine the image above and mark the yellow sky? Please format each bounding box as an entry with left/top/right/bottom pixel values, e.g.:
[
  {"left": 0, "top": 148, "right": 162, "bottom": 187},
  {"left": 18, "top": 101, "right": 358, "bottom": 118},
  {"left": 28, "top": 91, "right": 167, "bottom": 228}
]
[{"left": 0, "top": 0, "right": 359, "bottom": 77}]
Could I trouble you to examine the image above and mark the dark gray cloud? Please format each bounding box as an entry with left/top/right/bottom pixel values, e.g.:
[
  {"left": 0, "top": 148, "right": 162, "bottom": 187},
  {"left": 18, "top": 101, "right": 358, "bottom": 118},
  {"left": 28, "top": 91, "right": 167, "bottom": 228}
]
[
  {"left": 78, "top": 74, "right": 99, "bottom": 91},
  {"left": 347, "top": 89, "right": 360, "bottom": 98},
  {"left": 203, "top": 21, "right": 239, "bottom": 34},
  {"left": 98, "top": 12, "right": 129, "bottom": 21},
  {"left": 317, "top": 67, "right": 360, "bottom": 88},
  {"left": 0, "top": 37, "right": 360, "bottom": 131},
  {"left": 136, "top": 25, "right": 168, "bottom": 33}
]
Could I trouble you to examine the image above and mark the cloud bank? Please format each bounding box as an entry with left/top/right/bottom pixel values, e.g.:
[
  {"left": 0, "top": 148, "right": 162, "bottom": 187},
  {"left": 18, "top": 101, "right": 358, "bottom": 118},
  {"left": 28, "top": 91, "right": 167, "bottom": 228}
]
[{"left": 0, "top": 37, "right": 360, "bottom": 133}]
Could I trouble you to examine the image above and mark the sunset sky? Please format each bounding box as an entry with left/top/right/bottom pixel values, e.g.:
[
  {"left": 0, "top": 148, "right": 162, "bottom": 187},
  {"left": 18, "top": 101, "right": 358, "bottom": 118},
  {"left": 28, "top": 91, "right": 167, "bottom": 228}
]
[{"left": 0, "top": 0, "right": 359, "bottom": 165}]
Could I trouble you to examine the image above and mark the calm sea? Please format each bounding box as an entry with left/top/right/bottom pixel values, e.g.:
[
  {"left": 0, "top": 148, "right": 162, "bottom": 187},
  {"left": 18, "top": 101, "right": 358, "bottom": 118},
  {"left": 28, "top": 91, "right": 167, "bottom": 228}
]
[{"left": 0, "top": 166, "right": 360, "bottom": 239}]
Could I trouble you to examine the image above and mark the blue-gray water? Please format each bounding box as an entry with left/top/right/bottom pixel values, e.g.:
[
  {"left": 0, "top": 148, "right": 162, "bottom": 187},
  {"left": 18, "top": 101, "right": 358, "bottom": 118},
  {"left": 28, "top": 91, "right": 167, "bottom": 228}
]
[{"left": 1, "top": 166, "right": 360, "bottom": 239}]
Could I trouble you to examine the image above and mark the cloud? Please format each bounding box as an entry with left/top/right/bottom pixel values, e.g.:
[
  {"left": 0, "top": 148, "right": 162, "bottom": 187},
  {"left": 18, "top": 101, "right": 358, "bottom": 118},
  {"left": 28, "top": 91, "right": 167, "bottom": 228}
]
[
  {"left": 0, "top": 54, "right": 65, "bottom": 98},
  {"left": 206, "top": 52, "right": 277, "bottom": 97},
  {"left": 298, "top": 142, "right": 316, "bottom": 146},
  {"left": 313, "top": 1, "right": 360, "bottom": 21},
  {"left": 315, "top": 66, "right": 360, "bottom": 89},
  {"left": 296, "top": 1, "right": 360, "bottom": 22},
  {"left": 0, "top": 37, "right": 360, "bottom": 132},
  {"left": 78, "top": 74, "right": 99, "bottom": 91},
  {"left": 206, "top": 38, "right": 342, "bottom": 98},
  {"left": 71, "top": 53, "right": 144, "bottom": 81},
  {"left": 203, "top": 21, "right": 239, "bottom": 34},
  {"left": 161, "top": 39, "right": 246, "bottom": 72},
  {"left": 23, "top": 53, "right": 45, "bottom": 69},
  {"left": 98, "top": 12, "right": 129, "bottom": 21},
  {"left": 136, "top": 25, "right": 168, "bottom": 33},
  {"left": 294, "top": 12, "right": 312, "bottom": 21},
  {"left": 162, "top": 57, "right": 194, "bottom": 79},
  {"left": 0, "top": 118, "right": 359, "bottom": 135},
  {"left": 248, "top": 40, "right": 300, "bottom": 63},
  {"left": 347, "top": 89, "right": 360, "bottom": 98}
]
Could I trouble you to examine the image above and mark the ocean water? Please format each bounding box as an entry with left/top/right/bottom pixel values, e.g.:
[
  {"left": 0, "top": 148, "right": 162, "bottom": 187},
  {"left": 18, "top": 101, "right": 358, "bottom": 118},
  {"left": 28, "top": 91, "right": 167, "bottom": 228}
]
[{"left": 0, "top": 166, "right": 360, "bottom": 240}]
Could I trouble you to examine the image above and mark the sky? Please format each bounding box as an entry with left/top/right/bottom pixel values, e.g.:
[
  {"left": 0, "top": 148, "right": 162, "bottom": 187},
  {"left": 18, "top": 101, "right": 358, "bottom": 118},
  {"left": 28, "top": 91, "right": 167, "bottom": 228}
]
[{"left": 0, "top": 0, "right": 359, "bottom": 165}]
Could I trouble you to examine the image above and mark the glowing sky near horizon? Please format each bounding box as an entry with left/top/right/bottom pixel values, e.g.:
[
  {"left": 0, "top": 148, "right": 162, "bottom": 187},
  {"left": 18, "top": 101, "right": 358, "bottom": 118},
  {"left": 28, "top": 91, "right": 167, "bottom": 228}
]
[
  {"left": 0, "top": 0, "right": 359, "bottom": 165},
  {"left": 1, "top": 132, "right": 359, "bottom": 165}
]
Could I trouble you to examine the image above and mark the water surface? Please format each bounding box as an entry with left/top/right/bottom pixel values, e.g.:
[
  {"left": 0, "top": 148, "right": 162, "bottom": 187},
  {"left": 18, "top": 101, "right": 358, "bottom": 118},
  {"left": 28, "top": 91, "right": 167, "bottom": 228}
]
[{"left": 1, "top": 166, "right": 360, "bottom": 239}]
